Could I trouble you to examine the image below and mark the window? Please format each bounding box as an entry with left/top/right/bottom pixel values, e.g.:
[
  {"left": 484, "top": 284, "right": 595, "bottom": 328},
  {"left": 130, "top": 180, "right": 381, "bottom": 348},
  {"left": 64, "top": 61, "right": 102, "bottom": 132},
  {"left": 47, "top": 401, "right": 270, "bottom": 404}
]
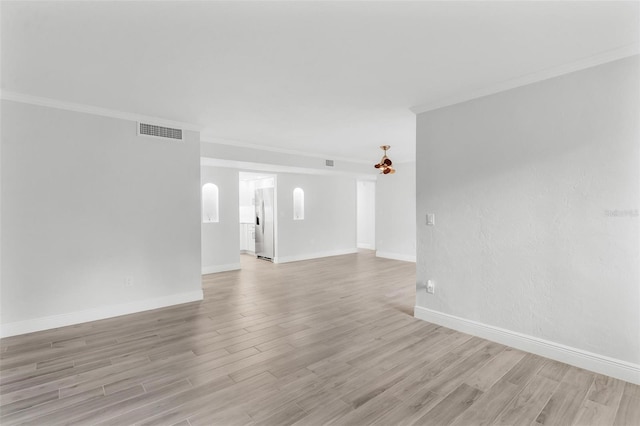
[
  {"left": 202, "top": 183, "right": 219, "bottom": 223},
  {"left": 293, "top": 188, "right": 304, "bottom": 220}
]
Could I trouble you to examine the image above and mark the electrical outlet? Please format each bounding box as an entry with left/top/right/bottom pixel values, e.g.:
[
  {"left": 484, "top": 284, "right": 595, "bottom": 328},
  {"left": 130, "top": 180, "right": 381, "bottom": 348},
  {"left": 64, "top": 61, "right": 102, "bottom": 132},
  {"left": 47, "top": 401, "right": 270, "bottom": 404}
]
[
  {"left": 125, "top": 276, "right": 134, "bottom": 288},
  {"left": 426, "top": 280, "right": 435, "bottom": 294}
]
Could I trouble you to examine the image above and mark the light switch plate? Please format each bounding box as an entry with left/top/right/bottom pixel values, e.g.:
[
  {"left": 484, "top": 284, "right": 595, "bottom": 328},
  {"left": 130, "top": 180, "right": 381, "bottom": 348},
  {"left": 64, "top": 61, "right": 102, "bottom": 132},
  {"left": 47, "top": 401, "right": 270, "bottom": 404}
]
[{"left": 426, "top": 214, "right": 435, "bottom": 226}]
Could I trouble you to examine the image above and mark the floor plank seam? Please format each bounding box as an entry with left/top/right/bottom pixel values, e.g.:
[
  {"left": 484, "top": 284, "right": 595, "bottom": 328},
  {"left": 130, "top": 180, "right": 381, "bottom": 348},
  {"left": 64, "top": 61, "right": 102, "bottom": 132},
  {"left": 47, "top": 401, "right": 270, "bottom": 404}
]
[{"left": 1, "top": 252, "right": 639, "bottom": 426}]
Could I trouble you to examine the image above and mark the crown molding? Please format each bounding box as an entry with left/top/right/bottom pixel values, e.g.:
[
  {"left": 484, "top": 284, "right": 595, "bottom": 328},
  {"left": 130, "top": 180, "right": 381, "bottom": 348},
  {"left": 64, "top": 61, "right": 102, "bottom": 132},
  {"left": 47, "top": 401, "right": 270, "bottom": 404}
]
[
  {"left": 0, "top": 90, "right": 202, "bottom": 132},
  {"left": 410, "top": 44, "right": 640, "bottom": 115},
  {"left": 201, "top": 135, "right": 372, "bottom": 165},
  {"left": 1, "top": 91, "right": 380, "bottom": 166}
]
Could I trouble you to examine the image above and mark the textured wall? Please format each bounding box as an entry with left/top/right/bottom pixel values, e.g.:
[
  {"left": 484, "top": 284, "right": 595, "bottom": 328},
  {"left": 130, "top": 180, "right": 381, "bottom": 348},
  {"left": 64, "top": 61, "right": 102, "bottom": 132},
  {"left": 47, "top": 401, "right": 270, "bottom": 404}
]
[
  {"left": 276, "top": 173, "right": 357, "bottom": 262},
  {"left": 1, "top": 101, "right": 202, "bottom": 325},
  {"left": 201, "top": 166, "right": 240, "bottom": 271},
  {"left": 357, "top": 180, "right": 376, "bottom": 249},
  {"left": 416, "top": 56, "right": 639, "bottom": 364},
  {"left": 376, "top": 161, "right": 416, "bottom": 262}
]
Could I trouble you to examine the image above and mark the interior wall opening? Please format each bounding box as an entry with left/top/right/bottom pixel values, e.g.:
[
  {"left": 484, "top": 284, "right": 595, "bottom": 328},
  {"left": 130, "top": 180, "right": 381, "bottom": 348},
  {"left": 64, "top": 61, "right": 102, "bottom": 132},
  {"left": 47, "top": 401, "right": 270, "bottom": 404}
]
[{"left": 239, "top": 171, "right": 277, "bottom": 263}]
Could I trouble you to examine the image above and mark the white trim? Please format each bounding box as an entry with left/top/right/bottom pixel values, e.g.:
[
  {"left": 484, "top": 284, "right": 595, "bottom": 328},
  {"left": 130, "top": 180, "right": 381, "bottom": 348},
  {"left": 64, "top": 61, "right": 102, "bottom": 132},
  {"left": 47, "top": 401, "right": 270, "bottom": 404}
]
[
  {"left": 376, "top": 251, "right": 416, "bottom": 263},
  {"left": 0, "top": 91, "right": 202, "bottom": 132},
  {"left": 274, "top": 248, "right": 358, "bottom": 264},
  {"left": 414, "top": 306, "right": 640, "bottom": 386},
  {"left": 201, "top": 135, "right": 371, "bottom": 165},
  {"left": 0, "top": 290, "right": 204, "bottom": 338},
  {"left": 357, "top": 243, "right": 375, "bottom": 250},
  {"left": 410, "top": 45, "right": 640, "bottom": 114},
  {"left": 202, "top": 263, "right": 241, "bottom": 274}
]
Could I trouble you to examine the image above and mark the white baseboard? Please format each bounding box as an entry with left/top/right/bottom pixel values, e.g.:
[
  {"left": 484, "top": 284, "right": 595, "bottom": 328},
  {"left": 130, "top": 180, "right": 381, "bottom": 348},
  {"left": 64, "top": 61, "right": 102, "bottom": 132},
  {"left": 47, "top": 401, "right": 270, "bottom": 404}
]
[
  {"left": 202, "top": 263, "right": 241, "bottom": 274},
  {"left": 414, "top": 306, "right": 640, "bottom": 385},
  {"left": 376, "top": 251, "right": 416, "bottom": 263},
  {"left": 0, "top": 290, "right": 204, "bottom": 338},
  {"left": 240, "top": 250, "right": 255, "bottom": 255},
  {"left": 357, "top": 243, "right": 375, "bottom": 250},
  {"left": 275, "top": 248, "right": 358, "bottom": 264}
]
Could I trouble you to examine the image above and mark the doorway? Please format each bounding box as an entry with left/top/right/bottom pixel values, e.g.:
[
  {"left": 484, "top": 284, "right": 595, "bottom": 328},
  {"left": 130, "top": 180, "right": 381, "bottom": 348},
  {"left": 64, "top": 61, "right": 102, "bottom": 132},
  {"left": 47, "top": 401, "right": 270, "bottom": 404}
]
[{"left": 239, "top": 172, "right": 277, "bottom": 262}]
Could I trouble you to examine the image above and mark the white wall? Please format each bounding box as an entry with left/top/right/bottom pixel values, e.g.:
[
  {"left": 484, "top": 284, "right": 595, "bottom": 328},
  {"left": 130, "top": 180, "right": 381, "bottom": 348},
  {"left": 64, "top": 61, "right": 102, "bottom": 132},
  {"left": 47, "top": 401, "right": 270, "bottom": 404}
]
[
  {"left": 239, "top": 180, "right": 255, "bottom": 224},
  {"left": 415, "top": 56, "right": 640, "bottom": 382},
  {"left": 376, "top": 162, "right": 416, "bottom": 262},
  {"left": 357, "top": 180, "right": 376, "bottom": 250},
  {"left": 239, "top": 179, "right": 255, "bottom": 254},
  {"left": 276, "top": 173, "right": 357, "bottom": 263},
  {"left": 1, "top": 101, "right": 202, "bottom": 336},
  {"left": 201, "top": 166, "right": 240, "bottom": 273},
  {"left": 202, "top": 140, "right": 372, "bottom": 175}
]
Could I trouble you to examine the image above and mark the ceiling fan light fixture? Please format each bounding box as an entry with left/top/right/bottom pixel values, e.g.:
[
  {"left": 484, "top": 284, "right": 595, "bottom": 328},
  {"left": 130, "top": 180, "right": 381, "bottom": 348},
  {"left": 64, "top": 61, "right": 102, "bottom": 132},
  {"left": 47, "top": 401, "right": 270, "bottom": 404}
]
[{"left": 374, "top": 145, "right": 396, "bottom": 174}]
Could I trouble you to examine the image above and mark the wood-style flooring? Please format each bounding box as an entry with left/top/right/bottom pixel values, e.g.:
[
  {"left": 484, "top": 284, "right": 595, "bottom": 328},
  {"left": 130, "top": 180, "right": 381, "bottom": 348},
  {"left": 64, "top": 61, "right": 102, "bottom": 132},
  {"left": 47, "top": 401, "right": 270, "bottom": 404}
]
[{"left": 1, "top": 251, "right": 639, "bottom": 425}]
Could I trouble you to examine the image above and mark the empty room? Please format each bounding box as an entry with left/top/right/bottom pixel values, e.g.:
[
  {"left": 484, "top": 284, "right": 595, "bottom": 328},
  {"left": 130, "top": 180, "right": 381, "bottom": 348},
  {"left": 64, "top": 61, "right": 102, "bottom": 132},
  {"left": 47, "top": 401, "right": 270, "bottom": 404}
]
[{"left": 1, "top": 1, "right": 639, "bottom": 425}]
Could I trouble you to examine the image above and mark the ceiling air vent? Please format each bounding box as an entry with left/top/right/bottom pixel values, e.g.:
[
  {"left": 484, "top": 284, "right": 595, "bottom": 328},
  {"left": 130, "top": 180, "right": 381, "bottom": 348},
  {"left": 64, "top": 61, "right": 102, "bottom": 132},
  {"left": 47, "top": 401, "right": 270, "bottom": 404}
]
[
  {"left": 325, "top": 159, "right": 335, "bottom": 167},
  {"left": 138, "top": 122, "right": 183, "bottom": 141}
]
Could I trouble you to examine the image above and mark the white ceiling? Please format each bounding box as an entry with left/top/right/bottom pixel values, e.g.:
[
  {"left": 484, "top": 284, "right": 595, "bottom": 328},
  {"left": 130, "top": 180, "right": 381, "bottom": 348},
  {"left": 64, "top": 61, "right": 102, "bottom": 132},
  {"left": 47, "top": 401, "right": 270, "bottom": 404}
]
[{"left": 2, "top": 1, "right": 638, "bottom": 163}]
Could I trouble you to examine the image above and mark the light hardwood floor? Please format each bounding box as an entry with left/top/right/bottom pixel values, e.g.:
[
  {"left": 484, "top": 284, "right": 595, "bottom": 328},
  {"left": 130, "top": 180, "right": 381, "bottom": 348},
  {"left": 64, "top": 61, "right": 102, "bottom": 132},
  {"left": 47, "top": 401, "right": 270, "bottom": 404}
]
[{"left": 1, "top": 251, "right": 639, "bottom": 425}]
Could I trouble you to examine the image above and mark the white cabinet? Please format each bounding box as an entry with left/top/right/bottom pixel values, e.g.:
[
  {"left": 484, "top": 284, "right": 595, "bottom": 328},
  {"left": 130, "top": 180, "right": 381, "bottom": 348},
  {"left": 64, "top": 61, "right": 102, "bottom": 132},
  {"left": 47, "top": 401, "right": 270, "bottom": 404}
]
[{"left": 240, "top": 223, "right": 255, "bottom": 254}]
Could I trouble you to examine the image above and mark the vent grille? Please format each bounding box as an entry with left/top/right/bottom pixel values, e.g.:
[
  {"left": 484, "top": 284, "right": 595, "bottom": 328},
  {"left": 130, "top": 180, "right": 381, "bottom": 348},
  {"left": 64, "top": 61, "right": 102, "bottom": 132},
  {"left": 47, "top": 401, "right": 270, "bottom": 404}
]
[
  {"left": 138, "top": 122, "right": 183, "bottom": 140},
  {"left": 325, "top": 159, "right": 335, "bottom": 167}
]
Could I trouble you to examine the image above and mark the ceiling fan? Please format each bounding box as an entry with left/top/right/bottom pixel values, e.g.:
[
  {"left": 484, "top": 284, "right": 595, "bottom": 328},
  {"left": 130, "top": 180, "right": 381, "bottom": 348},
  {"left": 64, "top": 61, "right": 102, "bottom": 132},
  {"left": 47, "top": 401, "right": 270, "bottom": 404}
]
[{"left": 374, "top": 145, "right": 395, "bottom": 174}]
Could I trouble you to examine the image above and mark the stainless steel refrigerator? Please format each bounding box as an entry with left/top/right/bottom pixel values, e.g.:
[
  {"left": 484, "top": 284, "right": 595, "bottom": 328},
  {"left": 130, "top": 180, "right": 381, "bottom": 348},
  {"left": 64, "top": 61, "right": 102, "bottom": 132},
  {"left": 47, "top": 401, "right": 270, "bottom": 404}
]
[{"left": 254, "top": 188, "right": 274, "bottom": 261}]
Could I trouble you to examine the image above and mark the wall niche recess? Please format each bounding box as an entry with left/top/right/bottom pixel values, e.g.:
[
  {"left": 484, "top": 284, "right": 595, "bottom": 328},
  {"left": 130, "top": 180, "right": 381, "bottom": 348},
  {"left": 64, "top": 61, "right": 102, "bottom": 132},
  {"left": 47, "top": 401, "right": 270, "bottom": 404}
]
[
  {"left": 202, "top": 183, "right": 219, "bottom": 223},
  {"left": 293, "top": 187, "right": 304, "bottom": 220}
]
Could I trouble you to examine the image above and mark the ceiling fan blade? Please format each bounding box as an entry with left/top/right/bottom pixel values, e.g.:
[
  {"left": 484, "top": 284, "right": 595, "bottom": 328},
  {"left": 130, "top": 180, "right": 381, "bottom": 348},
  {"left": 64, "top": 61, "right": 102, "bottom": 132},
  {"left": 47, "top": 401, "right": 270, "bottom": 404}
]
[{"left": 374, "top": 146, "right": 395, "bottom": 175}]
